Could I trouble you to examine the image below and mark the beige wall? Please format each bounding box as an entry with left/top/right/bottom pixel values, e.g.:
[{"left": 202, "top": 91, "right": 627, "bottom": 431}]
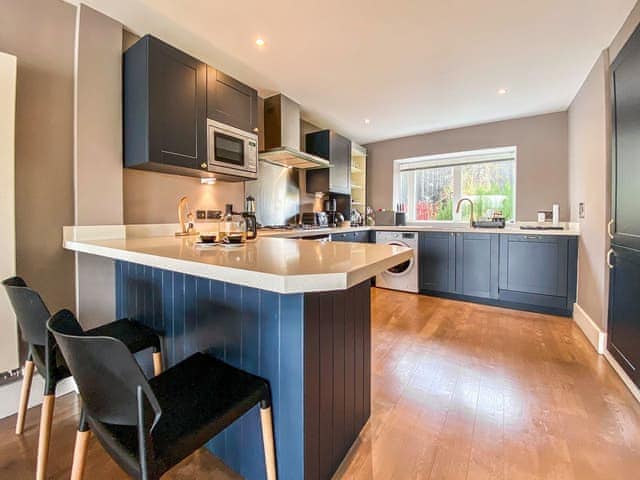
[
  {"left": 124, "top": 169, "right": 246, "bottom": 224},
  {"left": 365, "top": 112, "right": 569, "bottom": 221},
  {"left": 609, "top": 1, "right": 640, "bottom": 63},
  {"left": 75, "top": 5, "right": 125, "bottom": 328},
  {"left": 76, "top": 5, "right": 123, "bottom": 226},
  {"left": 568, "top": 52, "right": 611, "bottom": 330},
  {"left": 0, "top": 0, "right": 76, "bottom": 314}
]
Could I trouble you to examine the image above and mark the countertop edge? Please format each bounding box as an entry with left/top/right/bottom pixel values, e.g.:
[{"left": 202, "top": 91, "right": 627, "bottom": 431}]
[{"left": 64, "top": 239, "right": 413, "bottom": 294}]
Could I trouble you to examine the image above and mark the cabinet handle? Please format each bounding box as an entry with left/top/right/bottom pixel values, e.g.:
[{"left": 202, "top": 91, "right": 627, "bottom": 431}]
[
  {"left": 523, "top": 235, "right": 540, "bottom": 240},
  {"left": 607, "top": 248, "right": 615, "bottom": 269},
  {"left": 607, "top": 219, "right": 614, "bottom": 240},
  {"left": 200, "top": 162, "right": 207, "bottom": 169}
]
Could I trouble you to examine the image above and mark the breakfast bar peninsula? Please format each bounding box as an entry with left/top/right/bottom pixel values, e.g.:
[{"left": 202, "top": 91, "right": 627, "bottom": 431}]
[{"left": 63, "top": 226, "right": 412, "bottom": 480}]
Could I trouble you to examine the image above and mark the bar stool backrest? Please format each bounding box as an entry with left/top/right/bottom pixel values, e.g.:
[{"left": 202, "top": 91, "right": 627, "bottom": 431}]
[
  {"left": 2, "top": 276, "right": 50, "bottom": 347},
  {"left": 48, "top": 309, "right": 162, "bottom": 427}
]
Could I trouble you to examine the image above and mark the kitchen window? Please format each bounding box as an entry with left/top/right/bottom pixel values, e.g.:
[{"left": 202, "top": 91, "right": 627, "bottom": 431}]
[{"left": 393, "top": 146, "right": 516, "bottom": 222}]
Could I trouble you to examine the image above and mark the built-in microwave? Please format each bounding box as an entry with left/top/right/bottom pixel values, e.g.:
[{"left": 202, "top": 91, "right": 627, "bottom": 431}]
[{"left": 207, "top": 119, "right": 258, "bottom": 181}]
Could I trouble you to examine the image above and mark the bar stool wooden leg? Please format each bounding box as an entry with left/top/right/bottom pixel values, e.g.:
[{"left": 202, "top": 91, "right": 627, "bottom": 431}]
[
  {"left": 260, "top": 406, "right": 277, "bottom": 480},
  {"left": 36, "top": 394, "right": 55, "bottom": 480},
  {"left": 71, "top": 428, "right": 90, "bottom": 480},
  {"left": 152, "top": 351, "right": 163, "bottom": 376},
  {"left": 16, "top": 358, "right": 34, "bottom": 434}
]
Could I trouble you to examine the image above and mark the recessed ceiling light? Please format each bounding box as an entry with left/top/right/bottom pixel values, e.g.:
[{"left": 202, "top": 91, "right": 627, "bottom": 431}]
[
  {"left": 497, "top": 88, "right": 508, "bottom": 95},
  {"left": 255, "top": 38, "right": 265, "bottom": 47},
  {"left": 364, "top": 118, "right": 371, "bottom": 124}
]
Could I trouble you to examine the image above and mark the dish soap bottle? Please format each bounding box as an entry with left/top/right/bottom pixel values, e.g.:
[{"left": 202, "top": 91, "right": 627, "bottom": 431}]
[{"left": 218, "top": 204, "right": 247, "bottom": 243}]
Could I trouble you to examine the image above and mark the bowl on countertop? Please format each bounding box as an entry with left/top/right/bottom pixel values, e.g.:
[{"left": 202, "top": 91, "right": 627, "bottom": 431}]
[{"left": 200, "top": 234, "right": 217, "bottom": 244}]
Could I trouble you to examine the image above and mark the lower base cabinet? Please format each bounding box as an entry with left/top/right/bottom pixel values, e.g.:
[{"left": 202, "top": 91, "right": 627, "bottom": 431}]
[
  {"left": 608, "top": 245, "right": 640, "bottom": 386},
  {"left": 455, "top": 233, "right": 499, "bottom": 299},
  {"left": 418, "top": 232, "right": 577, "bottom": 316},
  {"left": 331, "top": 231, "right": 371, "bottom": 243},
  {"left": 419, "top": 232, "right": 456, "bottom": 293}
]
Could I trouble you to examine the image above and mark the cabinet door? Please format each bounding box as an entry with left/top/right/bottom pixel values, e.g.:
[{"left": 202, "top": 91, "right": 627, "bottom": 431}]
[
  {"left": 305, "top": 130, "right": 351, "bottom": 195},
  {"left": 354, "top": 231, "right": 370, "bottom": 243},
  {"left": 419, "top": 232, "right": 456, "bottom": 293},
  {"left": 455, "top": 233, "right": 499, "bottom": 299},
  {"left": 207, "top": 67, "right": 258, "bottom": 134},
  {"left": 499, "top": 235, "right": 568, "bottom": 297},
  {"left": 329, "top": 132, "right": 351, "bottom": 194},
  {"left": 612, "top": 29, "right": 640, "bottom": 251},
  {"left": 332, "top": 233, "right": 346, "bottom": 242},
  {"left": 148, "top": 37, "right": 206, "bottom": 170},
  {"left": 608, "top": 245, "right": 640, "bottom": 383}
]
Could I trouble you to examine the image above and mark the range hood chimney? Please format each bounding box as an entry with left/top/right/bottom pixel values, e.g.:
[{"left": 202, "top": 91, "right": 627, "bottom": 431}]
[{"left": 259, "top": 94, "right": 331, "bottom": 169}]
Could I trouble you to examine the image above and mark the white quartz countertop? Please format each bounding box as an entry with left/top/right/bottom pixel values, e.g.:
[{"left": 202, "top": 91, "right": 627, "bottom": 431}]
[
  {"left": 259, "top": 222, "right": 580, "bottom": 238},
  {"left": 63, "top": 226, "right": 413, "bottom": 294}
]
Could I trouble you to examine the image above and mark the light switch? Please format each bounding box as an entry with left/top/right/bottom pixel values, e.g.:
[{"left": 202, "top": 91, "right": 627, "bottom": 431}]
[{"left": 578, "top": 203, "right": 585, "bottom": 219}]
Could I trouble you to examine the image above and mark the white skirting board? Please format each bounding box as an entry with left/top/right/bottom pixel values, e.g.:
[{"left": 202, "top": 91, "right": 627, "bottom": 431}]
[
  {"left": 0, "top": 375, "right": 77, "bottom": 420},
  {"left": 573, "top": 302, "right": 640, "bottom": 404},
  {"left": 573, "top": 302, "right": 607, "bottom": 354}
]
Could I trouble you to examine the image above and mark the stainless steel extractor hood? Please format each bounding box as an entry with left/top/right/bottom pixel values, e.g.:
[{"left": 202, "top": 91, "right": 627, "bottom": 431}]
[{"left": 260, "top": 94, "right": 331, "bottom": 169}]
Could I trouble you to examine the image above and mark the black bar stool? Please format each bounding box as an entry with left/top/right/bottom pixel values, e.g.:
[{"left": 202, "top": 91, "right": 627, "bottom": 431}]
[
  {"left": 48, "top": 309, "right": 278, "bottom": 480},
  {"left": 2, "top": 277, "right": 164, "bottom": 480}
]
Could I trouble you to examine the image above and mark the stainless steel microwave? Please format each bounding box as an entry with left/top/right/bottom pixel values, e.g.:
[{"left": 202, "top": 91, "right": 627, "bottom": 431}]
[{"left": 207, "top": 119, "right": 258, "bottom": 180}]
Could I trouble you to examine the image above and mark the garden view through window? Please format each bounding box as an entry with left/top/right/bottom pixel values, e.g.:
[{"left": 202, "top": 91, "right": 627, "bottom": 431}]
[{"left": 394, "top": 147, "right": 516, "bottom": 222}]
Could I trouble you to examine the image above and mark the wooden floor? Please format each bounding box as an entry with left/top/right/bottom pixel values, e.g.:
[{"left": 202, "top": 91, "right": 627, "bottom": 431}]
[{"left": 2, "top": 288, "right": 640, "bottom": 479}]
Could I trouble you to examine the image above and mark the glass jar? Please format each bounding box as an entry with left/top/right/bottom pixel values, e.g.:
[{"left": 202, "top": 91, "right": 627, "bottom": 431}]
[{"left": 218, "top": 204, "right": 247, "bottom": 243}]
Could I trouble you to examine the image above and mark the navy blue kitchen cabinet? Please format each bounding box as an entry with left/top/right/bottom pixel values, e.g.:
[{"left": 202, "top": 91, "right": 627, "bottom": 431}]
[
  {"left": 498, "top": 234, "right": 577, "bottom": 312},
  {"left": 305, "top": 130, "right": 352, "bottom": 195},
  {"left": 419, "top": 232, "right": 456, "bottom": 293},
  {"left": 331, "top": 232, "right": 350, "bottom": 242},
  {"left": 124, "top": 35, "right": 207, "bottom": 175},
  {"left": 455, "top": 233, "right": 499, "bottom": 299},
  {"left": 207, "top": 66, "right": 258, "bottom": 134},
  {"left": 332, "top": 231, "right": 371, "bottom": 243},
  {"left": 608, "top": 24, "right": 640, "bottom": 389},
  {"left": 607, "top": 246, "right": 640, "bottom": 385},
  {"left": 418, "top": 231, "right": 577, "bottom": 315},
  {"left": 124, "top": 35, "right": 258, "bottom": 178}
]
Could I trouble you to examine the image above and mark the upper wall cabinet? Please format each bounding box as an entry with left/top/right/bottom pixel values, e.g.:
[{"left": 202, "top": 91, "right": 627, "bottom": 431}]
[
  {"left": 305, "top": 130, "right": 351, "bottom": 194},
  {"left": 207, "top": 67, "right": 258, "bottom": 134},
  {"left": 124, "top": 35, "right": 258, "bottom": 178},
  {"left": 124, "top": 35, "right": 207, "bottom": 175}
]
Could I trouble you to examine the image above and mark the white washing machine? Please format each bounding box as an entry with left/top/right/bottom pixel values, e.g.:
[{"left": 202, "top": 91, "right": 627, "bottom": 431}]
[{"left": 375, "top": 231, "right": 419, "bottom": 293}]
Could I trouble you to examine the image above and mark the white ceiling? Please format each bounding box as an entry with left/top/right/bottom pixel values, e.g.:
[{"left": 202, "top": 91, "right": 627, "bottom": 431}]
[{"left": 78, "top": 0, "right": 636, "bottom": 144}]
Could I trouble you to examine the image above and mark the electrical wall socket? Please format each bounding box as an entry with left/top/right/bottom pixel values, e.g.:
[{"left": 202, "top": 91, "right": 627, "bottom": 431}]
[
  {"left": 207, "top": 210, "right": 221, "bottom": 220},
  {"left": 578, "top": 202, "right": 585, "bottom": 219},
  {"left": 196, "top": 210, "right": 206, "bottom": 220}
]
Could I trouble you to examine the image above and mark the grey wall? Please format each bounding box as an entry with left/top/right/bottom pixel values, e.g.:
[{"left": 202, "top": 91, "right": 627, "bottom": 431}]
[
  {"left": 76, "top": 5, "right": 123, "bottom": 226},
  {"left": 0, "top": 0, "right": 76, "bottom": 313},
  {"left": 568, "top": 52, "right": 610, "bottom": 330},
  {"left": 365, "top": 112, "right": 569, "bottom": 221},
  {"left": 75, "top": 4, "right": 124, "bottom": 328}
]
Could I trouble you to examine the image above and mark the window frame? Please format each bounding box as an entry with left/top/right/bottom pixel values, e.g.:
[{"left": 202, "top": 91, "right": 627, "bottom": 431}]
[{"left": 392, "top": 146, "right": 517, "bottom": 223}]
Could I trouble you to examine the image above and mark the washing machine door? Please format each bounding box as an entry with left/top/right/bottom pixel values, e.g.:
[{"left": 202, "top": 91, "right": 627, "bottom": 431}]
[{"left": 383, "top": 241, "right": 414, "bottom": 276}]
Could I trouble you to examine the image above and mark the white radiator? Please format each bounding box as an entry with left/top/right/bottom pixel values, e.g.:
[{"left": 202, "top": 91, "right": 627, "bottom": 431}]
[{"left": 0, "top": 51, "right": 19, "bottom": 376}]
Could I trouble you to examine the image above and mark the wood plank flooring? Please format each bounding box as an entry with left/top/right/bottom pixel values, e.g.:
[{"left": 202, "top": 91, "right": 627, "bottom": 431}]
[{"left": 1, "top": 288, "right": 640, "bottom": 479}]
